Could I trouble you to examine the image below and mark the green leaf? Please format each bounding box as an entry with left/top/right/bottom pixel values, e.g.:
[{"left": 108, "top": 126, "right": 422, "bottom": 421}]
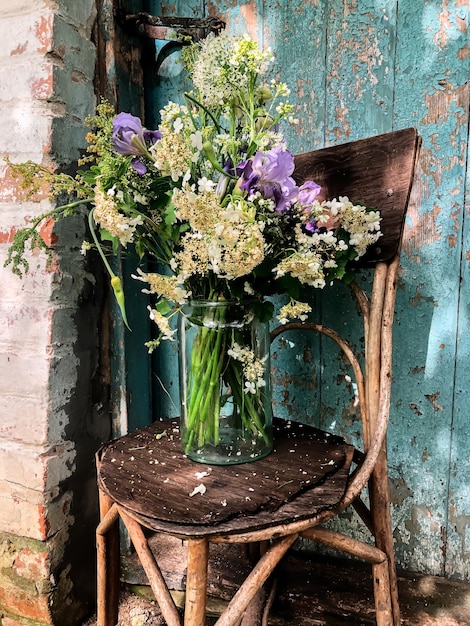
[
  {"left": 164, "top": 202, "right": 177, "bottom": 228},
  {"left": 79, "top": 165, "right": 101, "bottom": 185},
  {"left": 99, "top": 228, "right": 120, "bottom": 254},
  {"left": 254, "top": 300, "right": 275, "bottom": 323},
  {"left": 156, "top": 299, "right": 171, "bottom": 315},
  {"left": 134, "top": 237, "right": 146, "bottom": 260}
]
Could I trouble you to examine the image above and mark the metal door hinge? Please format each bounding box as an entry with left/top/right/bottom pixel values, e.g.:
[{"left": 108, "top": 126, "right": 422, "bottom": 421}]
[{"left": 115, "top": 11, "right": 225, "bottom": 42}]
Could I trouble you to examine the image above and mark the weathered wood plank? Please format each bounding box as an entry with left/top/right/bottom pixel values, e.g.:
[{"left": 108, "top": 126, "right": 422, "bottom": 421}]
[
  {"left": 324, "top": 0, "right": 397, "bottom": 143},
  {"left": 391, "top": 0, "right": 469, "bottom": 578}
]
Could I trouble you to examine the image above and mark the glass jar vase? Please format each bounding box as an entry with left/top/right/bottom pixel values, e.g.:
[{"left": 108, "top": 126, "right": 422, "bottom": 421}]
[{"left": 178, "top": 299, "right": 273, "bottom": 464}]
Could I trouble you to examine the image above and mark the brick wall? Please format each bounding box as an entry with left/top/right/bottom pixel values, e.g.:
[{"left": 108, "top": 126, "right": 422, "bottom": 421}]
[{"left": 0, "top": 2, "right": 105, "bottom": 624}]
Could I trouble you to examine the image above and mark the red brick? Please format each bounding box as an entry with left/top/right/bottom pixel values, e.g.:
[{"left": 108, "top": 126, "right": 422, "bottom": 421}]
[
  {"left": 0, "top": 584, "right": 51, "bottom": 622},
  {"left": 13, "top": 547, "right": 49, "bottom": 581},
  {"left": 34, "top": 14, "right": 54, "bottom": 54},
  {"left": 36, "top": 505, "right": 51, "bottom": 542},
  {"left": 31, "top": 73, "right": 54, "bottom": 100},
  {"left": 38, "top": 218, "right": 58, "bottom": 247}
]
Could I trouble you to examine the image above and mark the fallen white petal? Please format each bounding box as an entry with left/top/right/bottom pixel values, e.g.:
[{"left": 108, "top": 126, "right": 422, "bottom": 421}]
[{"left": 189, "top": 483, "right": 207, "bottom": 497}]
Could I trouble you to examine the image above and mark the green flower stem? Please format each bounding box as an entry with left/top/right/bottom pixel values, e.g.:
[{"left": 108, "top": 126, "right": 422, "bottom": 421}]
[
  {"left": 224, "top": 361, "right": 270, "bottom": 444},
  {"left": 196, "top": 331, "right": 226, "bottom": 446},
  {"left": 184, "top": 302, "right": 229, "bottom": 450},
  {"left": 184, "top": 337, "right": 270, "bottom": 452},
  {"left": 187, "top": 327, "right": 218, "bottom": 420},
  {"left": 185, "top": 308, "right": 229, "bottom": 450}
]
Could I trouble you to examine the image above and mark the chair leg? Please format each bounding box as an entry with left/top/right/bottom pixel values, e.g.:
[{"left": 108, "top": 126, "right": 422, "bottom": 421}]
[
  {"left": 185, "top": 538, "right": 209, "bottom": 626},
  {"left": 119, "top": 510, "right": 182, "bottom": 626},
  {"left": 370, "top": 444, "right": 401, "bottom": 625},
  {"left": 96, "top": 492, "right": 120, "bottom": 626},
  {"left": 372, "top": 560, "right": 394, "bottom": 626},
  {"left": 239, "top": 541, "right": 276, "bottom": 626},
  {"left": 215, "top": 534, "right": 298, "bottom": 626}
]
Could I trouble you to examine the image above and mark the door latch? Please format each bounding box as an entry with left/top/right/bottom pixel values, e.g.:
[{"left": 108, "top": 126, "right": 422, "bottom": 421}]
[{"left": 115, "top": 11, "right": 226, "bottom": 42}]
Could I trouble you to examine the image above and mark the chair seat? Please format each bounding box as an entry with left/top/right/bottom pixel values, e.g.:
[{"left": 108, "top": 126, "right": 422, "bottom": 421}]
[{"left": 97, "top": 418, "right": 355, "bottom": 538}]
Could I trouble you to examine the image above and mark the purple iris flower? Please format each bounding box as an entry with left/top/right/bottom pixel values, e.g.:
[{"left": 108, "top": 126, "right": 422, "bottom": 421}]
[
  {"left": 144, "top": 129, "right": 162, "bottom": 146},
  {"left": 294, "top": 181, "right": 322, "bottom": 233},
  {"left": 112, "top": 112, "right": 162, "bottom": 176},
  {"left": 239, "top": 147, "right": 299, "bottom": 212},
  {"left": 297, "top": 181, "right": 321, "bottom": 206},
  {"left": 112, "top": 113, "right": 148, "bottom": 156}
]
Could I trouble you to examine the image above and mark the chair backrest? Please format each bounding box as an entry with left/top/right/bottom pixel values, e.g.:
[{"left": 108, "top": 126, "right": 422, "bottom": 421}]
[
  {"left": 293, "top": 127, "right": 421, "bottom": 265},
  {"left": 273, "top": 128, "right": 421, "bottom": 511}
]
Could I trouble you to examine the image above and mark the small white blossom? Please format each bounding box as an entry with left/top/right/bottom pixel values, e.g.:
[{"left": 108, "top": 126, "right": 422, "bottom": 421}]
[
  {"left": 243, "top": 281, "right": 255, "bottom": 295},
  {"left": 198, "top": 177, "right": 216, "bottom": 192},
  {"left": 147, "top": 306, "right": 176, "bottom": 342},
  {"left": 173, "top": 117, "right": 184, "bottom": 133},
  {"left": 80, "top": 241, "right": 92, "bottom": 255},
  {"left": 190, "top": 131, "right": 203, "bottom": 150}
]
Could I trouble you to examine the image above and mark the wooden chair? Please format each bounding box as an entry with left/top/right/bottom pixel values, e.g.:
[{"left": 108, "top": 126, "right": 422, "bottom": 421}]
[{"left": 96, "top": 127, "right": 421, "bottom": 626}]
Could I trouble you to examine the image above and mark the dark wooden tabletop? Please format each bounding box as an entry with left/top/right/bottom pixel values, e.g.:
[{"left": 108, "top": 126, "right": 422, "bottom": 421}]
[{"left": 97, "top": 418, "right": 355, "bottom": 538}]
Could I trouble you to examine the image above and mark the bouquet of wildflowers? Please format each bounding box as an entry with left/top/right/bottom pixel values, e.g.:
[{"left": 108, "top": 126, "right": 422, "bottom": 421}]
[{"left": 5, "top": 32, "right": 381, "bottom": 461}]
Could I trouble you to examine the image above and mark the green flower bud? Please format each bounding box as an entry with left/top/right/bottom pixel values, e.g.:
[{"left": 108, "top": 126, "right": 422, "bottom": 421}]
[
  {"left": 111, "top": 276, "right": 131, "bottom": 330},
  {"left": 256, "top": 85, "right": 273, "bottom": 103}
]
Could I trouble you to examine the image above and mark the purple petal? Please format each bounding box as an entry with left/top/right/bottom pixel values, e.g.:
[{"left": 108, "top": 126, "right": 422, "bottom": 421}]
[
  {"left": 131, "top": 158, "right": 147, "bottom": 176},
  {"left": 305, "top": 219, "right": 319, "bottom": 233},
  {"left": 112, "top": 112, "right": 151, "bottom": 157},
  {"left": 144, "top": 129, "right": 163, "bottom": 145},
  {"left": 251, "top": 147, "right": 295, "bottom": 185},
  {"left": 272, "top": 177, "right": 299, "bottom": 213},
  {"left": 297, "top": 181, "right": 321, "bottom": 206}
]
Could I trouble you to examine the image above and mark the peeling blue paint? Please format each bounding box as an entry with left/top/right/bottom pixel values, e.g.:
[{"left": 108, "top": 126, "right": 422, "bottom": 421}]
[{"left": 122, "top": 0, "right": 470, "bottom": 580}]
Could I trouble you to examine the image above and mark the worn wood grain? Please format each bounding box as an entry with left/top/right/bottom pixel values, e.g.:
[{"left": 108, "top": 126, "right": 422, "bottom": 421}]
[
  {"left": 98, "top": 418, "right": 354, "bottom": 536},
  {"left": 294, "top": 128, "right": 420, "bottom": 264}
]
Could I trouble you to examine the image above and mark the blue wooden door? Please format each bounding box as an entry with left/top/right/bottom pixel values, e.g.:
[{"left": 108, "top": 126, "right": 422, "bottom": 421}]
[{"left": 119, "top": 0, "right": 469, "bottom": 580}]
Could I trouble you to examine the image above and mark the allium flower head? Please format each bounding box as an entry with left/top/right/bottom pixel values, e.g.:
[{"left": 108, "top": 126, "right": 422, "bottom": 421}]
[{"left": 192, "top": 32, "right": 272, "bottom": 108}]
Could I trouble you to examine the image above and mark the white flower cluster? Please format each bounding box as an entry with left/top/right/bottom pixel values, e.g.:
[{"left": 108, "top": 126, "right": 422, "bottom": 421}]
[
  {"left": 192, "top": 33, "right": 273, "bottom": 108},
  {"left": 132, "top": 268, "right": 189, "bottom": 305},
  {"left": 93, "top": 186, "right": 143, "bottom": 247},
  {"left": 328, "top": 196, "right": 381, "bottom": 259},
  {"left": 227, "top": 342, "right": 268, "bottom": 394},
  {"left": 172, "top": 188, "right": 266, "bottom": 282},
  {"left": 146, "top": 305, "right": 176, "bottom": 343},
  {"left": 274, "top": 197, "right": 381, "bottom": 289},
  {"left": 278, "top": 300, "right": 312, "bottom": 324}
]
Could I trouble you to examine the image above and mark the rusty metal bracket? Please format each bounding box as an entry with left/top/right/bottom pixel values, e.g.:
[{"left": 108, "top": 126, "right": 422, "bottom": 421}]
[{"left": 115, "top": 11, "right": 225, "bottom": 42}]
